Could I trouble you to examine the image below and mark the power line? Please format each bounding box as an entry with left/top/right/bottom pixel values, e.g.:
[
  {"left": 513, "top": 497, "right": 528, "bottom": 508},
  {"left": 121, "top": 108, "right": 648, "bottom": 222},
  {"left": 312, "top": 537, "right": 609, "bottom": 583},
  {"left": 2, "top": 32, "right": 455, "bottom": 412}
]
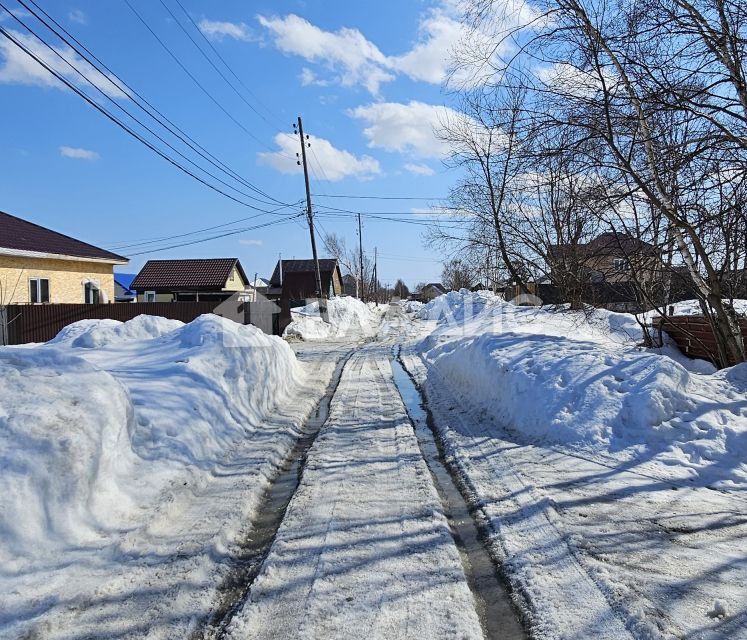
[
  {"left": 167, "top": 0, "right": 275, "bottom": 127},
  {"left": 109, "top": 201, "right": 302, "bottom": 251},
  {"left": 17, "top": 0, "right": 284, "bottom": 205},
  {"left": 315, "top": 212, "right": 469, "bottom": 229},
  {"left": 0, "top": 18, "right": 287, "bottom": 213},
  {"left": 313, "top": 193, "right": 449, "bottom": 201},
  {"left": 122, "top": 0, "right": 278, "bottom": 155},
  {"left": 125, "top": 216, "right": 302, "bottom": 256},
  {"left": 314, "top": 202, "right": 467, "bottom": 216}
]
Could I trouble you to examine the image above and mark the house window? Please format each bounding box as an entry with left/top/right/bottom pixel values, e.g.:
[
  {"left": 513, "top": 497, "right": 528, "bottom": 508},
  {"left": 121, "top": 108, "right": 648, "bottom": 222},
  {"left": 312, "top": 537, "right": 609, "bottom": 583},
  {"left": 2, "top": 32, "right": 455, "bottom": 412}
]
[
  {"left": 613, "top": 258, "right": 631, "bottom": 272},
  {"left": 144, "top": 291, "right": 156, "bottom": 303},
  {"left": 228, "top": 269, "right": 235, "bottom": 282},
  {"left": 29, "top": 278, "right": 50, "bottom": 304},
  {"left": 84, "top": 282, "right": 100, "bottom": 304}
]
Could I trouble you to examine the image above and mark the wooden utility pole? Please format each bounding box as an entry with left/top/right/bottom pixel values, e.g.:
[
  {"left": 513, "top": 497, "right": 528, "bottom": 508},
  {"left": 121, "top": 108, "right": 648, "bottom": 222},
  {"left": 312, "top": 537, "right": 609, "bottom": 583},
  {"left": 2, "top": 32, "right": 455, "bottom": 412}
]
[
  {"left": 294, "top": 116, "right": 324, "bottom": 299},
  {"left": 358, "top": 213, "right": 365, "bottom": 302},
  {"left": 373, "top": 246, "right": 378, "bottom": 306}
]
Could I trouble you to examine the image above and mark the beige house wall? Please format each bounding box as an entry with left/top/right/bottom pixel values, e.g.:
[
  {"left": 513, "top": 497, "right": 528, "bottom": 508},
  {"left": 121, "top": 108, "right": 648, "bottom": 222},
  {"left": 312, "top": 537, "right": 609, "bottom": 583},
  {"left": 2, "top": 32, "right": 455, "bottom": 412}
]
[
  {"left": 222, "top": 265, "right": 248, "bottom": 292},
  {"left": 0, "top": 255, "right": 116, "bottom": 304},
  {"left": 136, "top": 292, "right": 174, "bottom": 303},
  {"left": 583, "top": 255, "right": 661, "bottom": 284}
]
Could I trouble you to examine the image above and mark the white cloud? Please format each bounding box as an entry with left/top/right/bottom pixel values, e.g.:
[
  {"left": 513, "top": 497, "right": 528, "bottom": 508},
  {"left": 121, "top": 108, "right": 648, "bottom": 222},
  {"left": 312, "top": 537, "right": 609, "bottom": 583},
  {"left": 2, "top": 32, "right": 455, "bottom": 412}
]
[
  {"left": 0, "top": 8, "right": 30, "bottom": 23},
  {"left": 68, "top": 9, "right": 87, "bottom": 25},
  {"left": 59, "top": 146, "right": 99, "bottom": 160},
  {"left": 404, "top": 162, "right": 435, "bottom": 176},
  {"left": 257, "top": 14, "right": 394, "bottom": 95},
  {"left": 198, "top": 19, "right": 254, "bottom": 42},
  {"left": 534, "top": 62, "right": 617, "bottom": 99},
  {"left": 0, "top": 29, "right": 128, "bottom": 99},
  {"left": 350, "top": 101, "right": 463, "bottom": 159},
  {"left": 256, "top": 2, "right": 542, "bottom": 93},
  {"left": 239, "top": 238, "right": 263, "bottom": 246},
  {"left": 389, "top": 8, "right": 464, "bottom": 85},
  {"left": 300, "top": 67, "right": 330, "bottom": 87},
  {"left": 258, "top": 133, "right": 380, "bottom": 181}
]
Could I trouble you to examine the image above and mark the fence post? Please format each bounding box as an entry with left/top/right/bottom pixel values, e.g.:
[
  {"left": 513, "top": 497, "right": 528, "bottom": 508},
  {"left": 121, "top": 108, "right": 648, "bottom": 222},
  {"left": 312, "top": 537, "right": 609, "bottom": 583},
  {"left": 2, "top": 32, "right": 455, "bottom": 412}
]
[{"left": 0, "top": 306, "right": 7, "bottom": 346}]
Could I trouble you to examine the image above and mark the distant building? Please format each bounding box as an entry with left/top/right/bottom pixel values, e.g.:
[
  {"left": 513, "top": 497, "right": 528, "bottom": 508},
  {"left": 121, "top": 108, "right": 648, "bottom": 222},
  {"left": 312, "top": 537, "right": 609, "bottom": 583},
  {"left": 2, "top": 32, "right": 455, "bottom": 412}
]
[
  {"left": 267, "top": 258, "right": 343, "bottom": 333},
  {"left": 548, "top": 232, "right": 661, "bottom": 286},
  {"left": 114, "top": 273, "right": 137, "bottom": 302},
  {"left": 0, "top": 209, "right": 128, "bottom": 304},
  {"left": 268, "top": 259, "right": 343, "bottom": 304},
  {"left": 342, "top": 273, "right": 359, "bottom": 297},
  {"left": 416, "top": 283, "right": 447, "bottom": 302},
  {"left": 130, "top": 258, "right": 250, "bottom": 302}
]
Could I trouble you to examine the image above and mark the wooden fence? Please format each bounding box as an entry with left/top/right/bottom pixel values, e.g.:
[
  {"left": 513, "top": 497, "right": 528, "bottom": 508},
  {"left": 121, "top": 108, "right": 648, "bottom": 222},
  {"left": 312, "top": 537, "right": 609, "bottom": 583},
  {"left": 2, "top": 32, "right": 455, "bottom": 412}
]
[
  {"left": 653, "top": 315, "right": 747, "bottom": 367},
  {"left": 2, "top": 302, "right": 223, "bottom": 345}
]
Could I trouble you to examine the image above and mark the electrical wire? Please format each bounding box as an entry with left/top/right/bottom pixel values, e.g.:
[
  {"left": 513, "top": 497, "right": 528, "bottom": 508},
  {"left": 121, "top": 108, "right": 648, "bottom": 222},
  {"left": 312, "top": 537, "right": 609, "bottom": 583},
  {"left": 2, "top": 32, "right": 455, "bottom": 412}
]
[
  {"left": 108, "top": 201, "right": 303, "bottom": 251},
  {"left": 122, "top": 0, "right": 278, "bottom": 155},
  {"left": 17, "top": 0, "right": 285, "bottom": 206},
  {"left": 0, "top": 22, "right": 292, "bottom": 215},
  {"left": 164, "top": 0, "right": 269, "bottom": 125},
  {"left": 313, "top": 193, "right": 448, "bottom": 200},
  {"left": 125, "top": 215, "right": 303, "bottom": 256}
]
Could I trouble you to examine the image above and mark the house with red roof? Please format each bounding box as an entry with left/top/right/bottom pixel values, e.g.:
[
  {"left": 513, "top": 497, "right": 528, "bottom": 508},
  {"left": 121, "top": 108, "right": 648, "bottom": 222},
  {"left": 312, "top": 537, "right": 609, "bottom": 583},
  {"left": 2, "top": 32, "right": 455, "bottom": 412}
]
[
  {"left": 130, "top": 258, "right": 250, "bottom": 302},
  {"left": 0, "top": 210, "right": 128, "bottom": 305}
]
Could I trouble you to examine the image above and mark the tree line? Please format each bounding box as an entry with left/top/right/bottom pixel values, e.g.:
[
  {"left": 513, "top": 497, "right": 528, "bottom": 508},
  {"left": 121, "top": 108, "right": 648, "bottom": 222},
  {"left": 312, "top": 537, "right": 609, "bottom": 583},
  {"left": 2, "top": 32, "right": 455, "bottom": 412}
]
[{"left": 427, "top": 0, "right": 747, "bottom": 366}]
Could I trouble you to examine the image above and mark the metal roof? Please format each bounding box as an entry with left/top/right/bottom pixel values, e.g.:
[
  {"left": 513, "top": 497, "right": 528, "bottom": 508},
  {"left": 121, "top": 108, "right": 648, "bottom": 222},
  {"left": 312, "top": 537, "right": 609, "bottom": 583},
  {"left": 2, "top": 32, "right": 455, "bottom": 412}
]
[
  {"left": 130, "top": 258, "right": 248, "bottom": 291},
  {"left": 0, "top": 210, "right": 128, "bottom": 263}
]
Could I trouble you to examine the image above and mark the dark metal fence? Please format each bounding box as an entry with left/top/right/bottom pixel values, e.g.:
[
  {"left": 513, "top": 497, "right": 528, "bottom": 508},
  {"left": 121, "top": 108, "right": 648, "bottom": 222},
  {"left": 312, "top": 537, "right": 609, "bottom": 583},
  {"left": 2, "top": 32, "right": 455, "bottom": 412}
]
[
  {"left": 1, "top": 302, "right": 222, "bottom": 345},
  {"left": 653, "top": 315, "right": 747, "bottom": 367}
]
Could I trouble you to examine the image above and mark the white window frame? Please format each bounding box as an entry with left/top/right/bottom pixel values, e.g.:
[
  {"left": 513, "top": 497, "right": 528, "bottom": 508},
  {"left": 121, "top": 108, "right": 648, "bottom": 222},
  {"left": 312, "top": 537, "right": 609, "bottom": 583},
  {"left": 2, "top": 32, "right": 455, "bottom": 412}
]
[
  {"left": 29, "top": 277, "right": 50, "bottom": 304},
  {"left": 144, "top": 291, "right": 157, "bottom": 303}
]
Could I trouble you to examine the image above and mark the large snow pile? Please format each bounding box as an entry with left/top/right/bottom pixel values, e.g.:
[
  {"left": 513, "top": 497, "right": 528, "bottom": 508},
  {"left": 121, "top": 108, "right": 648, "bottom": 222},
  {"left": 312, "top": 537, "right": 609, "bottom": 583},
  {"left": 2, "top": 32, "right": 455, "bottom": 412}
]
[
  {"left": 402, "top": 300, "right": 424, "bottom": 314},
  {"left": 417, "top": 291, "right": 747, "bottom": 488},
  {"left": 49, "top": 314, "right": 184, "bottom": 348},
  {"left": 415, "top": 289, "right": 502, "bottom": 323},
  {"left": 0, "top": 314, "right": 304, "bottom": 570},
  {"left": 284, "top": 296, "right": 381, "bottom": 340}
]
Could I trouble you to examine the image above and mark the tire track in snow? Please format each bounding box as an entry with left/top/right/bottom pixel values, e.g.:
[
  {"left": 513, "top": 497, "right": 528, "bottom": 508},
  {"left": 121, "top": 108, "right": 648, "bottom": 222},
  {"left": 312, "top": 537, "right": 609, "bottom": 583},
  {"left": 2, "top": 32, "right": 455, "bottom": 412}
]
[
  {"left": 224, "top": 344, "right": 485, "bottom": 639},
  {"left": 399, "top": 346, "right": 636, "bottom": 640}
]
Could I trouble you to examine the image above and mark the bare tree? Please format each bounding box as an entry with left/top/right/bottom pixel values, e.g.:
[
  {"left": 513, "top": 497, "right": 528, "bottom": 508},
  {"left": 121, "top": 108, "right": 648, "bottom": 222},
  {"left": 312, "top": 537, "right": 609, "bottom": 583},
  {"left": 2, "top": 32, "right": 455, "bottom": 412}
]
[
  {"left": 445, "top": 0, "right": 747, "bottom": 365},
  {"left": 322, "top": 232, "right": 372, "bottom": 299},
  {"left": 442, "top": 258, "right": 475, "bottom": 291},
  {"left": 393, "top": 279, "right": 410, "bottom": 299}
]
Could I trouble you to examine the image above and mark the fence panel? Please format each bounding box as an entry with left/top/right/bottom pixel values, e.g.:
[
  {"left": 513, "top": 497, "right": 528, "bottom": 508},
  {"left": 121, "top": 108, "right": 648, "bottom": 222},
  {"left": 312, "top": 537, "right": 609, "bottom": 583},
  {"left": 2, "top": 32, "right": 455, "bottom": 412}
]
[
  {"left": 653, "top": 315, "right": 747, "bottom": 367},
  {"left": 4, "top": 302, "right": 221, "bottom": 345}
]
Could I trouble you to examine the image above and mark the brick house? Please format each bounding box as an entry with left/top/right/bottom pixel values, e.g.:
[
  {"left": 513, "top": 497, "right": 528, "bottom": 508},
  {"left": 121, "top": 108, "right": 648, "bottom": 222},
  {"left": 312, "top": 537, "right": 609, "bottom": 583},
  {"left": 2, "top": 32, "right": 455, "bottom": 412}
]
[{"left": 0, "top": 210, "right": 128, "bottom": 304}]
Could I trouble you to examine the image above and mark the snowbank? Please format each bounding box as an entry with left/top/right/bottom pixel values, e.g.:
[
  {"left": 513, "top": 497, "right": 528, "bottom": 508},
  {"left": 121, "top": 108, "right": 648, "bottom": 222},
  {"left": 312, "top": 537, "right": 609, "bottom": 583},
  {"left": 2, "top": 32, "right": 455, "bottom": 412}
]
[
  {"left": 416, "top": 289, "right": 503, "bottom": 323},
  {"left": 417, "top": 291, "right": 747, "bottom": 488},
  {"left": 0, "top": 314, "right": 304, "bottom": 570},
  {"left": 50, "top": 314, "right": 184, "bottom": 348},
  {"left": 402, "top": 300, "right": 424, "bottom": 313},
  {"left": 659, "top": 298, "right": 747, "bottom": 316},
  {"left": 284, "top": 296, "right": 381, "bottom": 341}
]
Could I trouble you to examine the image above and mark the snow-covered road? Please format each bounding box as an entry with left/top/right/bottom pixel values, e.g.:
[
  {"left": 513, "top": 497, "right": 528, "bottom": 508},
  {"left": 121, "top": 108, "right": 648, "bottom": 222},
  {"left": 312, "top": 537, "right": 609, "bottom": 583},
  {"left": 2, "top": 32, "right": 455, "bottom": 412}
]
[{"left": 225, "top": 344, "right": 489, "bottom": 639}]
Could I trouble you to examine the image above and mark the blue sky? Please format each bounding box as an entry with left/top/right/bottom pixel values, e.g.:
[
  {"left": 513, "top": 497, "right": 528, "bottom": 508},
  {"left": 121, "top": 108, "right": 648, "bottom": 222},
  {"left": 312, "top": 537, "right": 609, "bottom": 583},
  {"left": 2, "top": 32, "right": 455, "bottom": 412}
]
[{"left": 0, "top": 0, "right": 469, "bottom": 286}]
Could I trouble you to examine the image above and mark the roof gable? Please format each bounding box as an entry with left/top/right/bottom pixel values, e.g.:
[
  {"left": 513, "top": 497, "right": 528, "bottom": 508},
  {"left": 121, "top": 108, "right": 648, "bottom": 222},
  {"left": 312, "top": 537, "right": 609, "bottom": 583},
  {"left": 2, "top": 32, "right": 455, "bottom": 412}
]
[
  {"left": 0, "top": 210, "right": 127, "bottom": 263},
  {"left": 130, "top": 258, "right": 248, "bottom": 291},
  {"left": 270, "top": 258, "right": 340, "bottom": 285}
]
